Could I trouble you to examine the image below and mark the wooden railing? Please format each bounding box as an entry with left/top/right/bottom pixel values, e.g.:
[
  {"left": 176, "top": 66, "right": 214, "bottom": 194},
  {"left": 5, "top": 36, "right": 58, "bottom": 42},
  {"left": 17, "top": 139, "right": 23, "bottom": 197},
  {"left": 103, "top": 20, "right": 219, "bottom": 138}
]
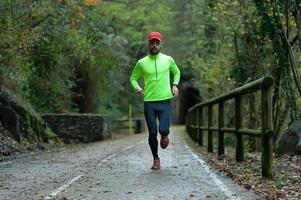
[{"left": 185, "top": 76, "right": 274, "bottom": 178}]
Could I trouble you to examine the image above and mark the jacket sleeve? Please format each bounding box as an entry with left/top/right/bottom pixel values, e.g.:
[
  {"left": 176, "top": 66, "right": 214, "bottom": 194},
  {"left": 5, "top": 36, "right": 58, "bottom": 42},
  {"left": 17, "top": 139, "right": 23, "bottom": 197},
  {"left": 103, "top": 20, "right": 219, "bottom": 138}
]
[
  {"left": 130, "top": 61, "right": 142, "bottom": 90},
  {"left": 169, "top": 57, "right": 180, "bottom": 85}
]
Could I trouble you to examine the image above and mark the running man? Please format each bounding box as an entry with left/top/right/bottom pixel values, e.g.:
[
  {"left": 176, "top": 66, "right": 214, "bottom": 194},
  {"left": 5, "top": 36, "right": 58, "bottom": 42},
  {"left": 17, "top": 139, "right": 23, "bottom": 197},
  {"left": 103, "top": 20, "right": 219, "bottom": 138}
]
[{"left": 130, "top": 31, "right": 181, "bottom": 170}]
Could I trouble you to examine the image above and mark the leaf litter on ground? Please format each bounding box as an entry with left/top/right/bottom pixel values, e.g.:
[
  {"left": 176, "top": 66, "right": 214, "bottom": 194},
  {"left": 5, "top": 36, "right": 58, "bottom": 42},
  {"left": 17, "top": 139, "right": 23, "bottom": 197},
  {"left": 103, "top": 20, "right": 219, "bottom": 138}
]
[{"left": 189, "top": 142, "right": 301, "bottom": 200}]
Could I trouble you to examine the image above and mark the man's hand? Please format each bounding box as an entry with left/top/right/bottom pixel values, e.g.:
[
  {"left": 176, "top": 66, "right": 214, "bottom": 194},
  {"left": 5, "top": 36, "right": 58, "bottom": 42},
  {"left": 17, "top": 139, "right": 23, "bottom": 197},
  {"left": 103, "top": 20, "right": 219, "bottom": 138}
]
[
  {"left": 136, "top": 88, "right": 144, "bottom": 95},
  {"left": 172, "top": 85, "right": 179, "bottom": 97}
]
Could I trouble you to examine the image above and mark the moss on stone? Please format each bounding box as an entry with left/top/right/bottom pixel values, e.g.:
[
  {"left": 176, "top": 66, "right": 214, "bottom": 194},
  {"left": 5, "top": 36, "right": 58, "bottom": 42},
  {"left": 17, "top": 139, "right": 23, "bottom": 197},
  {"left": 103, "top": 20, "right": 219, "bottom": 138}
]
[
  {"left": 1, "top": 86, "right": 60, "bottom": 146},
  {"left": 44, "top": 127, "right": 59, "bottom": 143}
]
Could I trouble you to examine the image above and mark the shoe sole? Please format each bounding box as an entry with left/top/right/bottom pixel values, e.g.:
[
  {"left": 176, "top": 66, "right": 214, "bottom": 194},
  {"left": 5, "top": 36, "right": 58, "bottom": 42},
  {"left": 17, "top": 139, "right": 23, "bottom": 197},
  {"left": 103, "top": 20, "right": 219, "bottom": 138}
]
[
  {"left": 151, "top": 166, "right": 160, "bottom": 170},
  {"left": 160, "top": 137, "right": 169, "bottom": 149}
]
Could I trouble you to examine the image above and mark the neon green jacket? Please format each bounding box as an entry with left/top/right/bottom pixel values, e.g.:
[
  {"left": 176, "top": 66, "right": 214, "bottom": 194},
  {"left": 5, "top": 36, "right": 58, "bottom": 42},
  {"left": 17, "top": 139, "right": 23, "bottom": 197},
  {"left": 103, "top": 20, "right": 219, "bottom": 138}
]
[{"left": 130, "top": 53, "right": 180, "bottom": 101}]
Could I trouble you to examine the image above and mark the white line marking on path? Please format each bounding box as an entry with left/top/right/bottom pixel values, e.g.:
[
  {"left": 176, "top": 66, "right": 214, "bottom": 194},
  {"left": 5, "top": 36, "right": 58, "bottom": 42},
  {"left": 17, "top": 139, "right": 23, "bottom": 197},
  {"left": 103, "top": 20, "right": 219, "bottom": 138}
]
[
  {"left": 0, "top": 161, "right": 12, "bottom": 166},
  {"left": 45, "top": 152, "right": 121, "bottom": 199},
  {"left": 123, "top": 145, "right": 135, "bottom": 151},
  {"left": 99, "top": 154, "right": 117, "bottom": 166},
  {"left": 45, "top": 141, "right": 145, "bottom": 199},
  {"left": 44, "top": 174, "right": 83, "bottom": 200},
  {"left": 185, "top": 143, "right": 240, "bottom": 200}
]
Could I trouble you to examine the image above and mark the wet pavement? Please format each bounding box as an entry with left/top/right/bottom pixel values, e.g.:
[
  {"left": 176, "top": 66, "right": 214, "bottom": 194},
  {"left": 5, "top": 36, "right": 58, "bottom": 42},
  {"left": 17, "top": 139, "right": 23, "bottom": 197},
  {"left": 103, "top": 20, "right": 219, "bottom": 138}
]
[{"left": 0, "top": 126, "right": 260, "bottom": 200}]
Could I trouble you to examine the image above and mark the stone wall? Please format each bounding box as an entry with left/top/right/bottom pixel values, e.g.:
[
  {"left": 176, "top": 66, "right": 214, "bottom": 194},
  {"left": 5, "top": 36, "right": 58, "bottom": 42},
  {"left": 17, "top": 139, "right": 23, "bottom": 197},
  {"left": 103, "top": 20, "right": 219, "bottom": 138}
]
[{"left": 42, "top": 114, "right": 111, "bottom": 143}]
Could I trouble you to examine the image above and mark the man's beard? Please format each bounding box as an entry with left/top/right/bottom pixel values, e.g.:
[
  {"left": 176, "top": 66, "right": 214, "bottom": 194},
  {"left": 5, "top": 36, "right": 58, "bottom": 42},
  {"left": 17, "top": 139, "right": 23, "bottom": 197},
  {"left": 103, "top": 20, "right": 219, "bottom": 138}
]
[{"left": 150, "top": 48, "right": 160, "bottom": 55}]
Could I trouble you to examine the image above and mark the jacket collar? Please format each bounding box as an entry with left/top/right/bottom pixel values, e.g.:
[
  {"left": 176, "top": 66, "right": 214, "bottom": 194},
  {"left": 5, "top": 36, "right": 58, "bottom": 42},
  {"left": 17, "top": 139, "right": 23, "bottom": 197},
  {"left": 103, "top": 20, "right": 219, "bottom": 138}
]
[{"left": 148, "top": 52, "right": 161, "bottom": 59}]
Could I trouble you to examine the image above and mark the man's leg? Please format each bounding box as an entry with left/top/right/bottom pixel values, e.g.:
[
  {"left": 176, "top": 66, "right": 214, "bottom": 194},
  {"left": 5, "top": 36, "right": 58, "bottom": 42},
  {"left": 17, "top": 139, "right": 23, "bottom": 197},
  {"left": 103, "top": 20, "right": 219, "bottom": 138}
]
[
  {"left": 144, "top": 102, "right": 159, "bottom": 159},
  {"left": 144, "top": 102, "right": 160, "bottom": 170},
  {"left": 158, "top": 100, "right": 171, "bottom": 149}
]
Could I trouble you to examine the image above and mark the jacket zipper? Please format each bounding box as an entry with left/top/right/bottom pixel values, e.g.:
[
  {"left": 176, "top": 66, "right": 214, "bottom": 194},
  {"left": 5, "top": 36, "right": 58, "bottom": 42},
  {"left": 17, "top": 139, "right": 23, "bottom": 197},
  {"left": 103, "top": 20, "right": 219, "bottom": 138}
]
[{"left": 155, "top": 56, "right": 158, "bottom": 80}]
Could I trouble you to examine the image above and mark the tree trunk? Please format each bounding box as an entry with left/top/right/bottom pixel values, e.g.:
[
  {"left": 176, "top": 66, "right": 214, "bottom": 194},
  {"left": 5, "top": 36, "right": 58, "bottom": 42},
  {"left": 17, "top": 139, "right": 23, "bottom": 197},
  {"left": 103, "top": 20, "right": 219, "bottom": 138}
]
[{"left": 72, "top": 69, "right": 97, "bottom": 113}]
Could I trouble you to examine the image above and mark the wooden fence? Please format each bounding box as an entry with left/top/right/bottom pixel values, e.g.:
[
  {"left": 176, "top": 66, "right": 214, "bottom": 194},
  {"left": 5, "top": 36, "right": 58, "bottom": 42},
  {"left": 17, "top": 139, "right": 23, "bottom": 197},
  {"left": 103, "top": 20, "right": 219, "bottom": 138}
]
[{"left": 185, "top": 76, "right": 274, "bottom": 178}]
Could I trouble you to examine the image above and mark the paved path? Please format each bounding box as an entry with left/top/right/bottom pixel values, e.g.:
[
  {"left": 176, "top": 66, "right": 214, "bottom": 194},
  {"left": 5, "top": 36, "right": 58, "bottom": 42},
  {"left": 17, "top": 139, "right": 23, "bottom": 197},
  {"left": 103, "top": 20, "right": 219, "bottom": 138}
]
[{"left": 0, "top": 126, "right": 259, "bottom": 199}]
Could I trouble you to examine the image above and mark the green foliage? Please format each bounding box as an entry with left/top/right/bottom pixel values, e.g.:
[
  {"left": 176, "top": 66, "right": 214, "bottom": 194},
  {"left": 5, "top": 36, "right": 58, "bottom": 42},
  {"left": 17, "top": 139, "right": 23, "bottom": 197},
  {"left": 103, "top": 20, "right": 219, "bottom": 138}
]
[
  {"left": 2, "top": 0, "right": 301, "bottom": 138},
  {"left": 169, "top": 0, "right": 301, "bottom": 141},
  {"left": 44, "top": 127, "right": 59, "bottom": 142},
  {"left": 0, "top": 0, "right": 175, "bottom": 118},
  {"left": 170, "top": 0, "right": 236, "bottom": 99}
]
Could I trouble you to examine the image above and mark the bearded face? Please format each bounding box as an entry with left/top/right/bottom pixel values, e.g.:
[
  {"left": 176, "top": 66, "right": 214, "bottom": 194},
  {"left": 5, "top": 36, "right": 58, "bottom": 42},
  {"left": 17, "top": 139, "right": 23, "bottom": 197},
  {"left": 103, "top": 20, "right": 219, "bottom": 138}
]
[{"left": 148, "top": 39, "right": 162, "bottom": 55}]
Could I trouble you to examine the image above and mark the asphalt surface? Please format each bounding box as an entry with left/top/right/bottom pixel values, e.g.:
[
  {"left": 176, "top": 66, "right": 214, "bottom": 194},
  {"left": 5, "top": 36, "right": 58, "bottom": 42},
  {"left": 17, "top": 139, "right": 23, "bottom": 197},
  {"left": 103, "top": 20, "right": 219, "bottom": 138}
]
[{"left": 0, "top": 126, "right": 260, "bottom": 200}]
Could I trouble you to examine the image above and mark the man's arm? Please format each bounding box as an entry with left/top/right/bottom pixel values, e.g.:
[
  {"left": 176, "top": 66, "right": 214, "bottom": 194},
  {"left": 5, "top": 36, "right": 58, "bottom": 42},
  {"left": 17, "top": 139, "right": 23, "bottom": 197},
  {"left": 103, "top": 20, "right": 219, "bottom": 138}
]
[
  {"left": 130, "top": 61, "right": 143, "bottom": 94},
  {"left": 169, "top": 57, "right": 180, "bottom": 85},
  {"left": 169, "top": 57, "right": 180, "bottom": 96}
]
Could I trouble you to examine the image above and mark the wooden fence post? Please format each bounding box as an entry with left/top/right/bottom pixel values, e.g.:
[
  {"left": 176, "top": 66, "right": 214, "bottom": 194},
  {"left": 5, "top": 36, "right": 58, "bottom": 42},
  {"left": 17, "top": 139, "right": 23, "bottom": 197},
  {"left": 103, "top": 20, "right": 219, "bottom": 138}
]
[
  {"left": 261, "top": 84, "right": 273, "bottom": 178},
  {"left": 187, "top": 113, "right": 191, "bottom": 137},
  {"left": 185, "top": 114, "right": 188, "bottom": 133},
  {"left": 218, "top": 102, "right": 225, "bottom": 156},
  {"left": 198, "top": 107, "right": 203, "bottom": 146},
  {"left": 195, "top": 108, "right": 199, "bottom": 142},
  {"left": 235, "top": 96, "right": 244, "bottom": 162},
  {"left": 189, "top": 112, "right": 193, "bottom": 138},
  {"left": 192, "top": 110, "right": 196, "bottom": 141},
  {"left": 208, "top": 105, "right": 213, "bottom": 153}
]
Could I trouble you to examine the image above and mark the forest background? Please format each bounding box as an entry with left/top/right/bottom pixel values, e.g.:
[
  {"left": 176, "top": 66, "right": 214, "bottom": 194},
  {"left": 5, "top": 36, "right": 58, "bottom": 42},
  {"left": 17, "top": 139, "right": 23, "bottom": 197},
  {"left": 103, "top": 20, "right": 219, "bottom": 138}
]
[{"left": 2, "top": 0, "right": 301, "bottom": 143}]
